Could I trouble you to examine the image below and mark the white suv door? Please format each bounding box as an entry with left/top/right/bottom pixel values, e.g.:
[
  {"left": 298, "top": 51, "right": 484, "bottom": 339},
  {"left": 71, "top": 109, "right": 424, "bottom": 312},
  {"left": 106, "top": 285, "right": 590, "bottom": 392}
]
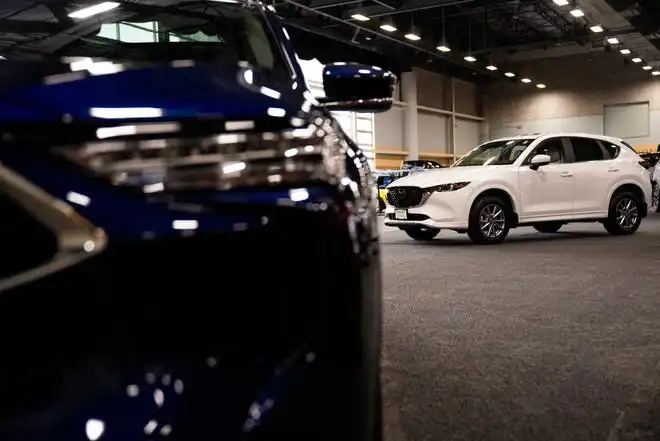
[
  {"left": 567, "top": 136, "right": 612, "bottom": 217},
  {"left": 518, "top": 137, "right": 575, "bottom": 219}
]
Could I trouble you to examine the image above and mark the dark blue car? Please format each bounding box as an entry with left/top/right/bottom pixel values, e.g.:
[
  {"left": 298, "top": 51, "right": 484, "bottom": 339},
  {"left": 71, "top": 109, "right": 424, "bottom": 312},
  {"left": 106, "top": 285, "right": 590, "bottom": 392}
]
[{"left": 0, "top": 1, "right": 395, "bottom": 440}]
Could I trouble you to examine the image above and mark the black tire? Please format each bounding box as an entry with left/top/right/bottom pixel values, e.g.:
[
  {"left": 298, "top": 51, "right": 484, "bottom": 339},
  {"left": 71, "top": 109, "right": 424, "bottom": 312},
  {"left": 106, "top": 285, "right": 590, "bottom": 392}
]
[
  {"left": 603, "top": 191, "right": 642, "bottom": 235},
  {"left": 403, "top": 227, "right": 440, "bottom": 241},
  {"left": 467, "top": 195, "right": 511, "bottom": 245},
  {"left": 533, "top": 222, "right": 563, "bottom": 234}
]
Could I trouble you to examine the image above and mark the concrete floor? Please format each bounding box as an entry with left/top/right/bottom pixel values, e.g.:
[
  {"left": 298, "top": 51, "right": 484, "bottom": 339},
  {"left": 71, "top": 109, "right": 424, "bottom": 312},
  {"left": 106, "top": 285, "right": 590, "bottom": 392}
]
[{"left": 380, "top": 214, "right": 660, "bottom": 441}]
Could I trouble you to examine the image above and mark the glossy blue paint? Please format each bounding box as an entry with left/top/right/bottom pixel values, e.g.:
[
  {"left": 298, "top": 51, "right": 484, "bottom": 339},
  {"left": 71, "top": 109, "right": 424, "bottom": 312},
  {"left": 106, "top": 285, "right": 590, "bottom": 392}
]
[
  {"left": 323, "top": 62, "right": 390, "bottom": 79},
  {"left": 0, "top": 63, "right": 304, "bottom": 122}
]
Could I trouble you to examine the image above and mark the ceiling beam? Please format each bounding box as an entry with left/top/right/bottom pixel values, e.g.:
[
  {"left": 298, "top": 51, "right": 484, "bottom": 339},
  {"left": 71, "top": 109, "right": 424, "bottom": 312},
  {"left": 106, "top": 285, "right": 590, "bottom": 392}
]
[
  {"left": 0, "top": 19, "right": 67, "bottom": 34},
  {"left": 346, "top": 0, "right": 472, "bottom": 19},
  {"left": 471, "top": 25, "right": 639, "bottom": 54}
]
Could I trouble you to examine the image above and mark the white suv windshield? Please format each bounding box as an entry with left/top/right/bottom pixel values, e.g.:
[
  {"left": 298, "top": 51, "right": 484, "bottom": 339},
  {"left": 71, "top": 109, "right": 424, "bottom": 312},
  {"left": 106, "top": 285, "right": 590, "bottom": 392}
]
[{"left": 453, "top": 138, "right": 535, "bottom": 167}]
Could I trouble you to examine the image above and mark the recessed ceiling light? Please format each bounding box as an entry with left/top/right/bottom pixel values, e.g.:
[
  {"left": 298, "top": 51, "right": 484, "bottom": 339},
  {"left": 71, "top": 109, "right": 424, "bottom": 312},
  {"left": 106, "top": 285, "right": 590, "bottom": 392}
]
[
  {"left": 653, "top": 71, "right": 660, "bottom": 76},
  {"left": 537, "top": 84, "right": 546, "bottom": 89},
  {"left": 521, "top": 78, "right": 532, "bottom": 83},
  {"left": 68, "top": 1, "right": 119, "bottom": 18},
  {"left": 643, "top": 65, "right": 653, "bottom": 70},
  {"left": 437, "top": 45, "right": 451, "bottom": 52},
  {"left": 380, "top": 23, "right": 397, "bottom": 32},
  {"left": 632, "top": 57, "right": 642, "bottom": 63},
  {"left": 590, "top": 25, "right": 604, "bottom": 33},
  {"left": 486, "top": 65, "right": 498, "bottom": 71},
  {"left": 404, "top": 32, "right": 421, "bottom": 41},
  {"left": 570, "top": 9, "right": 584, "bottom": 17},
  {"left": 351, "top": 13, "right": 370, "bottom": 21},
  {"left": 553, "top": 0, "right": 569, "bottom": 5},
  {"left": 607, "top": 37, "right": 620, "bottom": 45},
  {"left": 464, "top": 55, "right": 476, "bottom": 62},
  {"left": 620, "top": 49, "right": 631, "bottom": 55},
  {"left": 505, "top": 72, "right": 515, "bottom": 77}
]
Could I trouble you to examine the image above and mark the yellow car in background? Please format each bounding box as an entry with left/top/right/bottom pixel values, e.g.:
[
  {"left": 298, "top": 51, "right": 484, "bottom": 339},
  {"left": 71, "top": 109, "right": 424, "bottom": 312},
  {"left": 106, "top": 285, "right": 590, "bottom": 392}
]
[{"left": 374, "top": 172, "right": 398, "bottom": 213}]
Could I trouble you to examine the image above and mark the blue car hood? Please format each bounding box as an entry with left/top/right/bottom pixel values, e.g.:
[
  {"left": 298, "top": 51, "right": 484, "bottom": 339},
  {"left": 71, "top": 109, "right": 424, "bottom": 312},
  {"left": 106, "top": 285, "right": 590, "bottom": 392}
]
[{"left": 0, "top": 62, "right": 308, "bottom": 123}]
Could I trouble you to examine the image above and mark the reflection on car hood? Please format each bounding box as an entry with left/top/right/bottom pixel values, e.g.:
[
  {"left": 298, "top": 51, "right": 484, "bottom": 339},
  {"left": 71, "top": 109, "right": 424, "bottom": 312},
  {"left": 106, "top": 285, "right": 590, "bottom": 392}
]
[
  {"left": 0, "top": 61, "right": 309, "bottom": 123},
  {"left": 388, "top": 166, "right": 488, "bottom": 188}
]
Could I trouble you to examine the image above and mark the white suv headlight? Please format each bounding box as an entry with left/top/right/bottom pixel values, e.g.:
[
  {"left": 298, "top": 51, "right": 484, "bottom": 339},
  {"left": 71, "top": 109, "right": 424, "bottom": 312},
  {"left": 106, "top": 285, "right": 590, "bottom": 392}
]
[{"left": 426, "top": 182, "right": 470, "bottom": 192}]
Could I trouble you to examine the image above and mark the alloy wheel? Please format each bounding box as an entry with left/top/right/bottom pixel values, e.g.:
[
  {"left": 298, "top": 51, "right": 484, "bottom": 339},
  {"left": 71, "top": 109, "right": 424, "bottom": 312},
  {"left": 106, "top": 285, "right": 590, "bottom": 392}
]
[
  {"left": 479, "top": 204, "right": 506, "bottom": 239},
  {"left": 615, "top": 197, "right": 639, "bottom": 230}
]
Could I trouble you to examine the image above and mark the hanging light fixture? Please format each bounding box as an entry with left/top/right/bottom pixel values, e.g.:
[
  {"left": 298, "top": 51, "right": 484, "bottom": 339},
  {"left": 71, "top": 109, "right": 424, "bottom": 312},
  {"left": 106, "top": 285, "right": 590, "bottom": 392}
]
[
  {"left": 436, "top": 8, "right": 451, "bottom": 52},
  {"left": 404, "top": 27, "right": 421, "bottom": 41},
  {"left": 380, "top": 17, "right": 397, "bottom": 32}
]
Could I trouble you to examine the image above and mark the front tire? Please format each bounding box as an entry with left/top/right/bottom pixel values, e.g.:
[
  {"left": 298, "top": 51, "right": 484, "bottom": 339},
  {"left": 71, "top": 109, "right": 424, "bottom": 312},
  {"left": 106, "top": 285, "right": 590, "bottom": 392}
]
[
  {"left": 533, "top": 222, "right": 563, "bottom": 233},
  {"left": 467, "top": 196, "right": 511, "bottom": 245},
  {"left": 377, "top": 197, "right": 386, "bottom": 213},
  {"left": 603, "top": 191, "right": 642, "bottom": 235},
  {"left": 403, "top": 227, "right": 440, "bottom": 241}
]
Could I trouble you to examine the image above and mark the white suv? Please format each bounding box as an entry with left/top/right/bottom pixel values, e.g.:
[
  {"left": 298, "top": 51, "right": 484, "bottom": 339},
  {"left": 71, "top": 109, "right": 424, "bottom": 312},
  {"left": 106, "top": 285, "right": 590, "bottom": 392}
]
[{"left": 384, "top": 134, "right": 653, "bottom": 244}]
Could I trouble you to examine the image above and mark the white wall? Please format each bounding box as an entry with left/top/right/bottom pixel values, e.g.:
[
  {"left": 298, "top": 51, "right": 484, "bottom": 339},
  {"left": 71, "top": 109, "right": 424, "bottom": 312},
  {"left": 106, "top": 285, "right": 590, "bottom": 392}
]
[
  {"left": 418, "top": 112, "right": 449, "bottom": 154},
  {"left": 374, "top": 107, "right": 404, "bottom": 149},
  {"left": 486, "top": 51, "right": 660, "bottom": 151}
]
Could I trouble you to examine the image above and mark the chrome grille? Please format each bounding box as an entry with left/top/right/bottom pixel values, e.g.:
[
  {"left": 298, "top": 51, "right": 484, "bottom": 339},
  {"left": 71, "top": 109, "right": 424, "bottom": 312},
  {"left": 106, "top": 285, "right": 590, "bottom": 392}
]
[{"left": 387, "top": 187, "right": 425, "bottom": 208}]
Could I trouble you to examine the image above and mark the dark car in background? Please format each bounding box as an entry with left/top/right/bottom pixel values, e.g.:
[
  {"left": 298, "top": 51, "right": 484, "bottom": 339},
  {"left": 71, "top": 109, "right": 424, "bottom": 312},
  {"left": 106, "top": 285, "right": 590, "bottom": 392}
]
[
  {"left": 399, "top": 159, "right": 444, "bottom": 176},
  {"left": 0, "top": 1, "right": 395, "bottom": 440}
]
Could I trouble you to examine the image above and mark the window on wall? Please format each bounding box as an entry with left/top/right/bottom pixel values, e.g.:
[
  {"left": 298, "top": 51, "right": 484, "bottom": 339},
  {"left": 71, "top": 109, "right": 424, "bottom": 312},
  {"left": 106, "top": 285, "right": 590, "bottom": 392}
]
[{"left": 119, "top": 22, "right": 157, "bottom": 43}]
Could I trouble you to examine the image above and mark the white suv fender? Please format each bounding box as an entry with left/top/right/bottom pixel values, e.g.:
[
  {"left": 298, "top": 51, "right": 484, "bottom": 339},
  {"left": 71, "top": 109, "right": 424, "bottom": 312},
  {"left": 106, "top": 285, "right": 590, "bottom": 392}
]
[
  {"left": 465, "top": 180, "right": 521, "bottom": 219},
  {"left": 605, "top": 178, "right": 652, "bottom": 214}
]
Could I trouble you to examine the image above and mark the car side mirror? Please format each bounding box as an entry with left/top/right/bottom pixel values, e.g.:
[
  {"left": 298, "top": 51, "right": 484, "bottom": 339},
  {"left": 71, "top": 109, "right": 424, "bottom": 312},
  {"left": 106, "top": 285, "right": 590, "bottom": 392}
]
[
  {"left": 318, "top": 62, "right": 397, "bottom": 113},
  {"left": 529, "top": 154, "right": 551, "bottom": 170}
]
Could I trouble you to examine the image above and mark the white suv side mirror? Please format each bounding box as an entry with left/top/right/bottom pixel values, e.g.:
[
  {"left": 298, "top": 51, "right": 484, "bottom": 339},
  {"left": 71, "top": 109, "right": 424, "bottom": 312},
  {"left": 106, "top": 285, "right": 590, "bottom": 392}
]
[{"left": 530, "top": 154, "right": 551, "bottom": 170}]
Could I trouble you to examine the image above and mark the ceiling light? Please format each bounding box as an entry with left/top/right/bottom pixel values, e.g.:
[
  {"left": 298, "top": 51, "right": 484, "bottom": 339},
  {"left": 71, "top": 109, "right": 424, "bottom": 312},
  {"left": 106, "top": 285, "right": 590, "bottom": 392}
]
[
  {"left": 553, "top": 0, "right": 569, "bottom": 5},
  {"left": 68, "top": 1, "right": 119, "bottom": 18},
  {"left": 404, "top": 32, "right": 421, "bottom": 41},
  {"left": 380, "top": 23, "right": 397, "bottom": 32},
  {"left": 653, "top": 71, "right": 660, "bottom": 76},
  {"left": 351, "top": 13, "right": 370, "bottom": 21},
  {"left": 505, "top": 72, "right": 515, "bottom": 77},
  {"left": 590, "top": 25, "right": 603, "bottom": 33},
  {"left": 607, "top": 37, "right": 620, "bottom": 45},
  {"left": 569, "top": 9, "right": 584, "bottom": 17},
  {"left": 643, "top": 65, "right": 652, "bottom": 70},
  {"left": 437, "top": 45, "right": 451, "bottom": 52},
  {"left": 521, "top": 78, "right": 532, "bottom": 83},
  {"left": 632, "top": 57, "right": 642, "bottom": 63},
  {"left": 537, "top": 83, "right": 546, "bottom": 89},
  {"left": 620, "top": 49, "right": 631, "bottom": 55},
  {"left": 464, "top": 55, "right": 476, "bottom": 62},
  {"left": 486, "top": 65, "right": 498, "bottom": 71}
]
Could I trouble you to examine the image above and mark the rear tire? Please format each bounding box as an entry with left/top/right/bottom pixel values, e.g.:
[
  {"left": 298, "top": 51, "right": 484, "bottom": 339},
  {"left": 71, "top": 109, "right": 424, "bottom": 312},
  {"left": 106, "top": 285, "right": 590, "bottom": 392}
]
[
  {"left": 603, "top": 191, "right": 642, "bottom": 235},
  {"left": 403, "top": 227, "right": 440, "bottom": 241},
  {"left": 533, "top": 222, "right": 562, "bottom": 234},
  {"left": 467, "top": 195, "right": 511, "bottom": 245}
]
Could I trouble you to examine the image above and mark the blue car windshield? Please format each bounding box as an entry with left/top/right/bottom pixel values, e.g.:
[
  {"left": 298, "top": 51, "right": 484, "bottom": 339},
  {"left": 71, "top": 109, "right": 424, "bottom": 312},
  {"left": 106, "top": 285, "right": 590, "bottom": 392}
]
[
  {"left": 453, "top": 138, "right": 535, "bottom": 167},
  {"left": 0, "top": 1, "right": 289, "bottom": 78}
]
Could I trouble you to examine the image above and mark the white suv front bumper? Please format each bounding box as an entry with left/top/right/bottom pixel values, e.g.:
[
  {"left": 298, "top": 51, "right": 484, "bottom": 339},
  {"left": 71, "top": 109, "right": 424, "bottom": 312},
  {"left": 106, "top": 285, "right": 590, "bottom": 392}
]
[{"left": 383, "top": 188, "right": 472, "bottom": 230}]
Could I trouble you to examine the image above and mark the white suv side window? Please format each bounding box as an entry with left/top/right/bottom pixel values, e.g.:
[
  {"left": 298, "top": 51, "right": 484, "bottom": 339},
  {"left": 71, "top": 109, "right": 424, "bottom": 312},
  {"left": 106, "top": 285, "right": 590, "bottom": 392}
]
[
  {"left": 570, "top": 137, "right": 605, "bottom": 162},
  {"left": 523, "top": 138, "right": 565, "bottom": 165}
]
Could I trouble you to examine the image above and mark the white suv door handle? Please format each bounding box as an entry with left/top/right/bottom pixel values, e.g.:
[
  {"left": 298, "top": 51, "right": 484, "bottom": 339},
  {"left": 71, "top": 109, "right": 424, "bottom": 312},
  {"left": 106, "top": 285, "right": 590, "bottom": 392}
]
[
  {"left": 608, "top": 168, "right": 620, "bottom": 172},
  {"left": 560, "top": 172, "right": 573, "bottom": 177}
]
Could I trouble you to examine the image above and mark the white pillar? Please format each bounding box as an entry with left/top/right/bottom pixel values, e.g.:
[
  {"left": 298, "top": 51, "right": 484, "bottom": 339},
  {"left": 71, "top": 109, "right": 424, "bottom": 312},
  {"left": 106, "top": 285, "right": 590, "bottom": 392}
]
[{"left": 402, "top": 71, "right": 418, "bottom": 160}]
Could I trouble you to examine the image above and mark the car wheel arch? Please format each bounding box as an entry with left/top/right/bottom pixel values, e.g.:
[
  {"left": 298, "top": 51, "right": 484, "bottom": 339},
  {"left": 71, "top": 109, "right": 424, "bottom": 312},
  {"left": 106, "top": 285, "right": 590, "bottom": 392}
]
[
  {"left": 608, "top": 182, "right": 646, "bottom": 212},
  {"left": 469, "top": 187, "right": 519, "bottom": 224}
]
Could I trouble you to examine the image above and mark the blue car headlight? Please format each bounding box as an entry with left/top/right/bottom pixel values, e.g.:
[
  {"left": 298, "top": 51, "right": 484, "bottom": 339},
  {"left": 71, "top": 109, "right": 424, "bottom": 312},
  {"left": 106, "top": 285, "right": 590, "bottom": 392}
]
[
  {"left": 50, "top": 118, "right": 348, "bottom": 193},
  {"left": 426, "top": 182, "right": 470, "bottom": 192}
]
